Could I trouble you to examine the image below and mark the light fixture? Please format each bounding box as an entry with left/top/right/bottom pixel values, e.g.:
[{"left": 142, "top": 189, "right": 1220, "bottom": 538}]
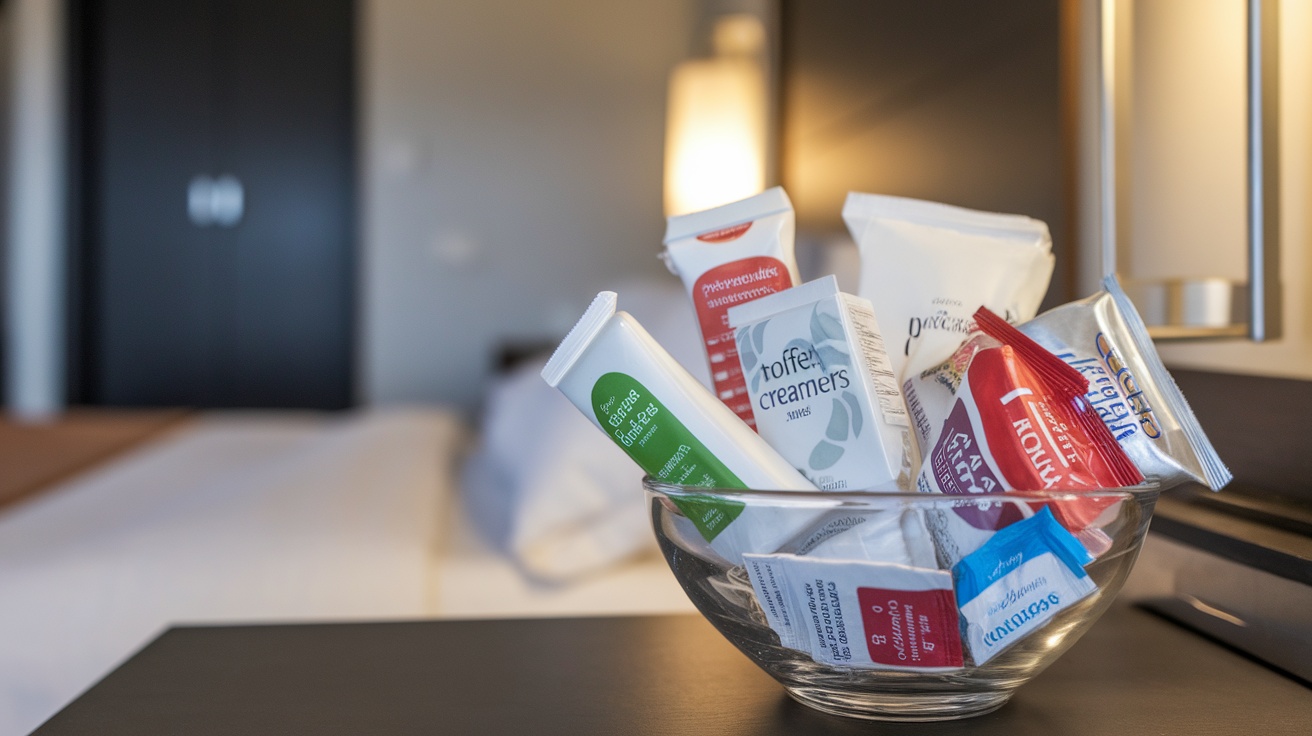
[{"left": 663, "top": 15, "right": 768, "bottom": 217}]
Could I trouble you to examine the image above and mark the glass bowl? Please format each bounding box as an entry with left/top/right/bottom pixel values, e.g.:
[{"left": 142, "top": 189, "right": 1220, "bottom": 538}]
[{"left": 645, "top": 478, "right": 1160, "bottom": 721}]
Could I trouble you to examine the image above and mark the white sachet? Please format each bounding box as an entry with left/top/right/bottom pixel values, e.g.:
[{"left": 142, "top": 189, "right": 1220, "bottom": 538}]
[
  {"left": 797, "top": 508, "right": 939, "bottom": 570},
  {"left": 843, "top": 193, "right": 1054, "bottom": 384}
]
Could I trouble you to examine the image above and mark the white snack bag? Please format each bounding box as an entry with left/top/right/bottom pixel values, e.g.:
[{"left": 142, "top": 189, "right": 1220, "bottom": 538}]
[
  {"left": 663, "top": 187, "right": 802, "bottom": 428},
  {"left": 744, "top": 554, "right": 965, "bottom": 671},
  {"left": 542, "top": 292, "right": 826, "bottom": 565},
  {"left": 727, "top": 276, "right": 914, "bottom": 492},
  {"left": 1018, "top": 275, "right": 1232, "bottom": 491},
  {"left": 843, "top": 193, "right": 1054, "bottom": 383}
]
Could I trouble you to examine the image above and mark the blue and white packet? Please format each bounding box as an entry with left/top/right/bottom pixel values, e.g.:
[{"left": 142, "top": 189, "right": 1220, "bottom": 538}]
[{"left": 952, "top": 507, "right": 1097, "bottom": 664}]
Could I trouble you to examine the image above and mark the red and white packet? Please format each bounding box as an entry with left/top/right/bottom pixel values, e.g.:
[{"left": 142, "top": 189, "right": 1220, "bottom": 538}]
[
  {"left": 905, "top": 308, "right": 1143, "bottom": 566},
  {"left": 744, "top": 554, "right": 965, "bottom": 672},
  {"left": 663, "top": 187, "right": 801, "bottom": 428}
]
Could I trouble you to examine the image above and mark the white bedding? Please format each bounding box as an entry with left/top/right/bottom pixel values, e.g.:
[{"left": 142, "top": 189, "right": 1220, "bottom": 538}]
[
  {"left": 0, "top": 409, "right": 691, "bottom": 736},
  {"left": 460, "top": 281, "right": 712, "bottom": 582}
]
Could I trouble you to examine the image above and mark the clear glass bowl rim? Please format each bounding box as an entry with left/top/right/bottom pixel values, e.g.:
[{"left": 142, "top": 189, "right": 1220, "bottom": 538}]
[{"left": 643, "top": 476, "right": 1162, "bottom": 505}]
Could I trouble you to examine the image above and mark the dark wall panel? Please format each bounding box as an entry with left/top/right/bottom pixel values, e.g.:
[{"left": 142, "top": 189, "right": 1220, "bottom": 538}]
[
  {"left": 780, "top": 0, "right": 1069, "bottom": 304},
  {"left": 74, "top": 0, "right": 355, "bottom": 409}
]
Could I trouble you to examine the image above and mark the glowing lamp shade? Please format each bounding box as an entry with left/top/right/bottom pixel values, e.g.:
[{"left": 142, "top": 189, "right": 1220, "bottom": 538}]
[{"left": 663, "top": 56, "right": 767, "bottom": 216}]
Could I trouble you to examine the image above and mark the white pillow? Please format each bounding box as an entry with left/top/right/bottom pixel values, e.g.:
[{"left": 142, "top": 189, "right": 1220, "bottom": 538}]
[{"left": 462, "top": 280, "right": 708, "bottom": 581}]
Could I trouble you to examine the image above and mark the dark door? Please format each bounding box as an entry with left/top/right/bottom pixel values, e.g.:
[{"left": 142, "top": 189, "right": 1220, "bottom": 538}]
[{"left": 74, "top": 0, "right": 354, "bottom": 409}]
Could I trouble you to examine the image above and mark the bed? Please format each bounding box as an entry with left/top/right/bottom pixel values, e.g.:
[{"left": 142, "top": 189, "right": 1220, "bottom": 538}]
[{"left": 0, "top": 406, "right": 693, "bottom": 736}]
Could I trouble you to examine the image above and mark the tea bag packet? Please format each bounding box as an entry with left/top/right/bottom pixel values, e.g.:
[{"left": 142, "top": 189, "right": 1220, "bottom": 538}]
[
  {"left": 953, "top": 507, "right": 1098, "bottom": 665},
  {"left": 744, "top": 554, "right": 965, "bottom": 671},
  {"left": 542, "top": 292, "right": 830, "bottom": 566},
  {"left": 727, "top": 275, "right": 914, "bottom": 492},
  {"left": 906, "top": 308, "right": 1143, "bottom": 566},
  {"left": 663, "top": 187, "right": 802, "bottom": 428},
  {"left": 843, "top": 193, "right": 1054, "bottom": 383},
  {"left": 1018, "top": 275, "right": 1232, "bottom": 492}
]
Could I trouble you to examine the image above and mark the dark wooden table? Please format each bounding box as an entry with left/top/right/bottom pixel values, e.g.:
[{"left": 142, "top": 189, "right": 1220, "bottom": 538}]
[{"left": 32, "top": 605, "right": 1311, "bottom": 735}]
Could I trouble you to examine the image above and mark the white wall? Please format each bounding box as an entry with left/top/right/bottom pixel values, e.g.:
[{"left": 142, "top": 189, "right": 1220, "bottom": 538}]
[
  {"left": 1123, "top": 0, "right": 1248, "bottom": 285},
  {"left": 360, "top": 0, "right": 696, "bottom": 412}
]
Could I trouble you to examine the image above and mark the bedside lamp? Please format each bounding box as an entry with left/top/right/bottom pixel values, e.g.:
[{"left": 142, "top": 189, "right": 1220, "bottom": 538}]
[{"left": 663, "top": 14, "right": 768, "bottom": 217}]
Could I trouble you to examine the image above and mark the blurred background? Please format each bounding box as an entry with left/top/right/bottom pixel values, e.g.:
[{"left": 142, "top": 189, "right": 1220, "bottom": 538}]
[{"left": 2, "top": 0, "right": 1308, "bottom": 417}]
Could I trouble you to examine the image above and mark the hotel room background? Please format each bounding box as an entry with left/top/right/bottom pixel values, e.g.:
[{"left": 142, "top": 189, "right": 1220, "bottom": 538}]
[
  {"left": 11, "top": 0, "right": 1305, "bottom": 415},
  {"left": 11, "top": 0, "right": 1074, "bottom": 417}
]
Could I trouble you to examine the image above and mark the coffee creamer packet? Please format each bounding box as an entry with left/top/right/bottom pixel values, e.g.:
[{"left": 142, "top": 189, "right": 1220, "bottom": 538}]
[
  {"left": 541, "top": 292, "right": 827, "bottom": 566},
  {"left": 727, "top": 275, "right": 914, "bottom": 491}
]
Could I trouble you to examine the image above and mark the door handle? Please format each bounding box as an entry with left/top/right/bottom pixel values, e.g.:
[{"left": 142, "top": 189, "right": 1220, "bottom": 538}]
[
  {"left": 187, "top": 175, "right": 213, "bottom": 226},
  {"left": 186, "top": 175, "right": 244, "bottom": 228},
  {"left": 209, "top": 175, "right": 244, "bottom": 227}
]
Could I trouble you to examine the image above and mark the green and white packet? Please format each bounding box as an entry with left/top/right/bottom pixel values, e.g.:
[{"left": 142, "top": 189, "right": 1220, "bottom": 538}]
[{"left": 542, "top": 292, "right": 827, "bottom": 565}]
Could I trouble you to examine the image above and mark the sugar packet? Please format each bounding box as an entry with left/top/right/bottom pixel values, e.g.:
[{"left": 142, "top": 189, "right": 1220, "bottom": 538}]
[
  {"left": 906, "top": 308, "right": 1142, "bottom": 566},
  {"left": 953, "top": 507, "right": 1098, "bottom": 664}
]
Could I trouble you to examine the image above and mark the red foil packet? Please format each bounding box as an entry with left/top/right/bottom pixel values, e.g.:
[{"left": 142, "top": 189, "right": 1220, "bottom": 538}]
[{"left": 911, "top": 308, "right": 1142, "bottom": 544}]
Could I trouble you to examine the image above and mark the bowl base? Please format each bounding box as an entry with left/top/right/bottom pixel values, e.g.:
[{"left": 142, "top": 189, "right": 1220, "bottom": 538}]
[{"left": 784, "top": 685, "right": 1013, "bottom": 722}]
